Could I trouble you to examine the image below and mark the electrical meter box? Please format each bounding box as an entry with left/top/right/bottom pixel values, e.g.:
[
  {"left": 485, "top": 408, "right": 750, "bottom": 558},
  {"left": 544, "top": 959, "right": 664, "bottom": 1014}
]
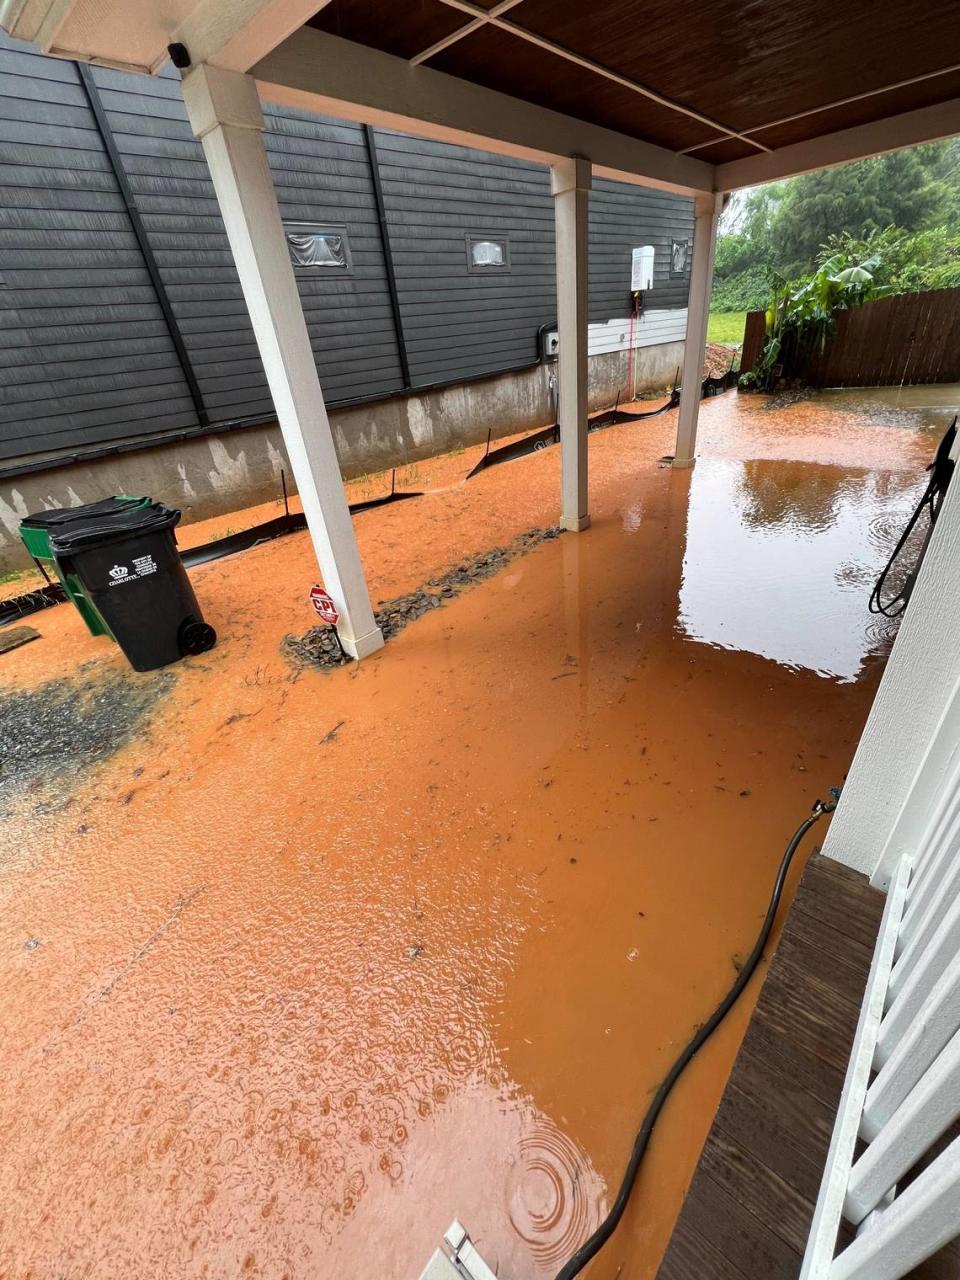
[{"left": 631, "top": 245, "right": 655, "bottom": 292}]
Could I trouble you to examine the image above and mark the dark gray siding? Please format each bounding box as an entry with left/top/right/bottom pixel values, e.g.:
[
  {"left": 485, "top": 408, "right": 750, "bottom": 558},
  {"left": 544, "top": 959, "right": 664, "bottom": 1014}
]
[
  {"left": 90, "top": 62, "right": 405, "bottom": 417},
  {"left": 0, "top": 37, "right": 197, "bottom": 461},
  {"left": 0, "top": 30, "right": 693, "bottom": 468},
  {"left": 266, "top": 109, "right": 406, "bottom": 401},
  {"left": 88, "top": 62, "right": 274, "bottom": 424},
  {"left": 589, "top": 178, "right": 695, "bottom": 321},
  {"left": 372, "top": 130, "right": 557, "bottom": 383}
]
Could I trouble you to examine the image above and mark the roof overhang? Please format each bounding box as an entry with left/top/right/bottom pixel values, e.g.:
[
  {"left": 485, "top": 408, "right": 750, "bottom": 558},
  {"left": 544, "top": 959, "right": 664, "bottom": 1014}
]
[
  {"left": 2, "top": 0, "right": 959, "bottom": 196},
  {"left": 252, "top": 28, "right": 714, "bottom": 195},
  {"left": 0, "top": 0, "right": 328, "bottom": 73}
]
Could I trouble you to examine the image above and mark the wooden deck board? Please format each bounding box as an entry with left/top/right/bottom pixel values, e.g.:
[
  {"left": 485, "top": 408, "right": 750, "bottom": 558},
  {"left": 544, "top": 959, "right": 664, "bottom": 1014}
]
[{"left": 655, "top": 852, "right": 885, "bottom": 1280}]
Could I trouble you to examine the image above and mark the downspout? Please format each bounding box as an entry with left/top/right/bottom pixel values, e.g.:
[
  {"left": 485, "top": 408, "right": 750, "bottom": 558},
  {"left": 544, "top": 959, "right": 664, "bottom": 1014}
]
[
  {"left": 362, "top": 124, "right": 413, "bottom": 390},
  {"left": 75, "top": 62, "right": 210, "bottom": 429}
]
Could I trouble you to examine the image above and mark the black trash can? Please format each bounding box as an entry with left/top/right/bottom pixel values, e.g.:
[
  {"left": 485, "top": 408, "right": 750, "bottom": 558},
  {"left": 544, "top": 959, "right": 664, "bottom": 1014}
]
[
  {"left": 20, "top": 496, "right": 150, "bottom": 636},
  {"left": 49, "top": 501, "right": 216, "bottom": 672}
]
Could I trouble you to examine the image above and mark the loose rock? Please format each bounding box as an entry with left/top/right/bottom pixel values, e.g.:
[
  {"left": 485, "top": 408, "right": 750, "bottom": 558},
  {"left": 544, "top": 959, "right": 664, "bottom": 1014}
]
[{"left": 283, "top": 525, "right": 563, "bottom": 670}]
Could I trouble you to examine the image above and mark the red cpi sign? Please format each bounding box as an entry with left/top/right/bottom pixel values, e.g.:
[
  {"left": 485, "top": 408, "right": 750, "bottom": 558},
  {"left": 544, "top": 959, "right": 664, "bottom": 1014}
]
[{"left": 309, "top": 585, "right": 340, "bottom": 625}]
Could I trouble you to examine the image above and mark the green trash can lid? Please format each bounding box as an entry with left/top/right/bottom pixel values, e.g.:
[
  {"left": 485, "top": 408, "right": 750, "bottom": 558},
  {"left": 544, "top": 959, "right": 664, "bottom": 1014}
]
[
  {"left": 20, "top": 496, "right": 148, "bottom": 531},
  {"left": 49, "top": 502, "right": 181, "bottom": 555}
]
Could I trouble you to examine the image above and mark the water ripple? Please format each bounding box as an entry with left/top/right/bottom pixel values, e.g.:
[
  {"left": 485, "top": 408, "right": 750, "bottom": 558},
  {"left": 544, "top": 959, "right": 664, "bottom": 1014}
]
[{"left": 506, "top": 1118, "right": 606, "bottom": 1269}]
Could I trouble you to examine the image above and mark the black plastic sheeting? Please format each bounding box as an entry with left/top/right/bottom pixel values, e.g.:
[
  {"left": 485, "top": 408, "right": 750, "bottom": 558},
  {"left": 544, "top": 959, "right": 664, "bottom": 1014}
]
[
  {"left": 466, "top": 368, "right": 737, "bottom": 479},
  {"left": 587, "top": 386, "right": 681, "bottom": 431},
  {"left": 702, "top": 368, "right": 739, "bottom": 397},
  {"left": 181, "top": 511, "right": 307, "bottom": 568},
  {"left": 467, "top": 424, "right": 561, "bottom": 477},
  {"left": 2, "top": 370, "right": 740, "bottom": 627},
  {"left": 1, "top": 486, "right": 422, "bottom": 627},
  {"left": 468, "top": 383, "right": 683, "bottom": 478},
  {"left": 0, "top": 582, "right": 66, "bottom": 626},
  {"left": 180, "top": 486, "right": 423, "bottom": 567}
]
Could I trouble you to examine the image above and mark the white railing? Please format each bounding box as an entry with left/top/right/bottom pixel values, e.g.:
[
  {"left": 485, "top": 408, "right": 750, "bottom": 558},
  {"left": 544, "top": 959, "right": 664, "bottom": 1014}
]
[{"left": 801, "top": 744, "right": 960, "bottom": 1279}]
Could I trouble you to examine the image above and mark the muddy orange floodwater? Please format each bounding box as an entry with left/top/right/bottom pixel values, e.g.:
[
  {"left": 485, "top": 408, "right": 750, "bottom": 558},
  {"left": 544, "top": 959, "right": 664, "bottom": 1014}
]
[{"left": 0, "top": 388, "right": 948, "bottom": 1280}]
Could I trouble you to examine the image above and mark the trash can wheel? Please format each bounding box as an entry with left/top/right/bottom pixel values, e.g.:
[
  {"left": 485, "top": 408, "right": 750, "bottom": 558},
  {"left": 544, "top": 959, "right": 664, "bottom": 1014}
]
[{"left": 179, "top": 618, "right": 217, "bottom": 656}]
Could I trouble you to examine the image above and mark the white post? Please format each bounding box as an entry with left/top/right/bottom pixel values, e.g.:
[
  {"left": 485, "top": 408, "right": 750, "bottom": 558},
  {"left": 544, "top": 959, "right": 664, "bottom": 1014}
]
[
  {"left": 822, "top": 453, "right": 960, "bottom": 887},
  {"left": 551, "top": 156, "right": 591, "bottom": 533},
  {"left": 673, "top": 192, "right": 723, "bottom": 468},
  {"left": 181, "top": 64, "right": 383, "bottom": 660}
]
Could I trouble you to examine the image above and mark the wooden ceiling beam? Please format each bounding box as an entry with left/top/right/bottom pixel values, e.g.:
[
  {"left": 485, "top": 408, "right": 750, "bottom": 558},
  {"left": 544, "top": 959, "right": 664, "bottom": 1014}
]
[{"left": 409, "top": 0, "right": 524, "bottom": 67}]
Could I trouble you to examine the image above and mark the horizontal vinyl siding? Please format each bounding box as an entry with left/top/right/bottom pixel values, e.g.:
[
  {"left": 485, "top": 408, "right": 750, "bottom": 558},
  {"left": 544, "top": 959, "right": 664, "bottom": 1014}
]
[
  {"left": 0, "top": 32, "right": 695, "bottom": 468},
  {"left": 584, "top": 310, "right": 688, "bottom": 356},
  {"left": 373, "top": 129, "right": 556, "bottom": 384},
  {"left": 589, "top": 178, "right": 694, "bottom": 319},
  {"left": 372, "top": 136, "right": 692, "bottom": 385},
  {"left": 0, "top": 32, "right": 197, "bottom": 460},
  {"left": 90, "top": 64, "right": 405, "bottom": 414}
]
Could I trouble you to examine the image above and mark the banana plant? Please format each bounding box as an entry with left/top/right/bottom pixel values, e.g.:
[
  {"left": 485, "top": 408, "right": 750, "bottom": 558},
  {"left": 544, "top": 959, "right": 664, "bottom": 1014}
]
[{"left": 740, "top": 251, "right": 892, "bottom": 390}]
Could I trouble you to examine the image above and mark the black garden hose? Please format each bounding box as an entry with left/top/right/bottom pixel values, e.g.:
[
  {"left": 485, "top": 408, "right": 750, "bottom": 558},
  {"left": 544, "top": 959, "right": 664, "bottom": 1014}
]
[
  {"left": 869, "top": 417, "right": 956, "bottom": 619},
  {"left": 555, "top": 792, "right": 840, "bottom": 1280}
]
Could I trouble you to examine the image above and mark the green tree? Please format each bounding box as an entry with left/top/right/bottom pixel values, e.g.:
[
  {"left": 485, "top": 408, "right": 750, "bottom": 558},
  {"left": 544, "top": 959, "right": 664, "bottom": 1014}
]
[
  {"left": 711, "top": 139, "right": 960, "bottom": 315},
  {"left": 819, "top": 224, "right": 960, "bottom": 294},
  {"left": 770, "top": 149, "right": 951, "bottom": 275},
  {"left": 715, "top": 185, "right": 783, "bottom": 274}
]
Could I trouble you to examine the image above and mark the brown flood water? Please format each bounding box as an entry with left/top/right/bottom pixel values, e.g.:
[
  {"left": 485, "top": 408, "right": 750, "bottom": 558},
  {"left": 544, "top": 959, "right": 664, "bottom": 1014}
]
[{"left": 0, "top": 389, "right": 944, "bottom": 1279}]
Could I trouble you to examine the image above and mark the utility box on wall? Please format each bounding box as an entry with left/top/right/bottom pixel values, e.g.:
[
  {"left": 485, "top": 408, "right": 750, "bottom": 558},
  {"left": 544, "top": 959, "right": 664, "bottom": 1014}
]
[{"left": 631, "top": 245, "right": 655, "bottom": 293}]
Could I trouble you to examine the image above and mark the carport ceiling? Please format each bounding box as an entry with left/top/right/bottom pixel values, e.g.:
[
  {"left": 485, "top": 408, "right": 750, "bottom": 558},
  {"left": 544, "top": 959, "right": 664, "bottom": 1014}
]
[{"left": 306, "top": 0, "right": 960, "bottom": 164}]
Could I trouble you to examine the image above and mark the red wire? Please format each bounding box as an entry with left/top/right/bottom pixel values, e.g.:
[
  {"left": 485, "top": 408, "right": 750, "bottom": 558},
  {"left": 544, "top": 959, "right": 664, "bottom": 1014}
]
[{"left": 626, "top": 295, "right": 637, "bottom": 401}]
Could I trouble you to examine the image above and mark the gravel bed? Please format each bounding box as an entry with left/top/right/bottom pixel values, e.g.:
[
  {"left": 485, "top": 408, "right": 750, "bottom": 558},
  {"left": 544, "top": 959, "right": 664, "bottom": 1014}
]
[
  {"left": 0, "top": 668, "right": 175, "bottom": 814},
  {"left": 283, "top": 526, "right": 563, "bottom": 670}
]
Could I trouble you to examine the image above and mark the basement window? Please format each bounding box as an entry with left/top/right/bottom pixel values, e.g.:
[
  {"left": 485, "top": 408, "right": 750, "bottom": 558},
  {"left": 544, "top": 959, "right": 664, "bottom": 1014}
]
[
  {"left": 285, "top": 223, "right": 352, "bottom": 272},
  {"left": 670, "top": 239, "right": 690, "bottom": 277},
  {"left": 467, "top": 234, "right": 510, "bottom": 273}
]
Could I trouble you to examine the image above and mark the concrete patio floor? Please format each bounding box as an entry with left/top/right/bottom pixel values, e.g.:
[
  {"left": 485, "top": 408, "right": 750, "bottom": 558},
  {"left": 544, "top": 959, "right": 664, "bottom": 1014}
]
[{"left": 0, "top": 389, "right": 947, "bottom": 1279}]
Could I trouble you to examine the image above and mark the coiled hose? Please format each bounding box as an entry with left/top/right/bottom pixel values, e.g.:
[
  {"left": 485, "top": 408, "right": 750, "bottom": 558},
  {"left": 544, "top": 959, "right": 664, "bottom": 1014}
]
[
  {"left": 554, "top": 793, "right": 839, "bottom": 1280},
  {"left": 869, "top": 417, "right": 956, "bottom": 619}
]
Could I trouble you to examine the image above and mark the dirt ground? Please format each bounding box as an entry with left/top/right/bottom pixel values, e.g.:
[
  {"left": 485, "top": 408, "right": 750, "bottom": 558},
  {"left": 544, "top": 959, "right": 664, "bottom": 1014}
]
[
  {"left": 0, "top": 390, "right": 941, "bottom": 1279},
  {"left": 702, "top": 341, "right": 738, "bottom": 378}
]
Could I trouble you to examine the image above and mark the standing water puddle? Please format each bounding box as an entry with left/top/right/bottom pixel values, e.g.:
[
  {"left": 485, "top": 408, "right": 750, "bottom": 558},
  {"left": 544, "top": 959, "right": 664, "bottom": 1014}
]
[
  {"left": 0, "top": 387, "right": 951, "bottom": 1280},
  {"left": 678, "top": 457, "right": 918, "bottom": 680},
  {"left": 814, "top": 381, "right": 960, "bottom": 439}
]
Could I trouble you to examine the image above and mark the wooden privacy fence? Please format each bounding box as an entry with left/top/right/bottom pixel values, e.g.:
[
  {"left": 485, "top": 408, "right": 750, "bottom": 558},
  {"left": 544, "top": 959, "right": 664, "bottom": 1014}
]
[
  {"left": 740, "top": 287, "right": 960, "bottom": 388},
  {"left": 740, "top": 309, "right": 767, "bottom": 377}
]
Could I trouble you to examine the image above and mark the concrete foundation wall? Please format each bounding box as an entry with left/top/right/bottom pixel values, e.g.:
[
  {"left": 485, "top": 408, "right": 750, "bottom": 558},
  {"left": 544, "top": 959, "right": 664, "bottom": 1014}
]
[{"left": 0, "top": 341, "right": 682, "bottom": 572}]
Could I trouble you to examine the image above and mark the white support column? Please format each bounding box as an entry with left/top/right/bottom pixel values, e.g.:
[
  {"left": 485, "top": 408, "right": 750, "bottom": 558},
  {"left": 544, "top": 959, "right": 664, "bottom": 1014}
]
[
  {"left": 551, "top": 156, "right": 591, "bottom": 533},
  {"left": 181, "top": 64, "right": 383, "bottom": 660},
  {"left": 673, "top": 192, "right": 723, "bottom": 469}
]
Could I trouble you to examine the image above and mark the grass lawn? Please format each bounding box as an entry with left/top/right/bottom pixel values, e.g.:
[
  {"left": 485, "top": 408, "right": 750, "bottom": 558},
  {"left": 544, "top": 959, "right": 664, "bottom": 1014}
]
[{"left": 707, "top": 311, "right": 748, "bottom": 345}]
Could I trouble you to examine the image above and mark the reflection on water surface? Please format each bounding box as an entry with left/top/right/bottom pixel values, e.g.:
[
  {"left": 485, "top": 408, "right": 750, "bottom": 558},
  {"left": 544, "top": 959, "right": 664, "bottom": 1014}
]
[{"left": 679, "top": 457, "right": 921, "bottom": 681}]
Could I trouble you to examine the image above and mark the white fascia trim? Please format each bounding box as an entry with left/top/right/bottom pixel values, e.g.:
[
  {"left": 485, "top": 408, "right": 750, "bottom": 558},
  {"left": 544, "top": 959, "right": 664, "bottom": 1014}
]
[
  {"left": 0, "top": 0, "right": 71, "bottom": 50},
  {"left": 168, "top": 0, "right": 333, "bottom": 75},
  {"left": 716, "top": 97, "right": 960, "bottom": 191}
]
